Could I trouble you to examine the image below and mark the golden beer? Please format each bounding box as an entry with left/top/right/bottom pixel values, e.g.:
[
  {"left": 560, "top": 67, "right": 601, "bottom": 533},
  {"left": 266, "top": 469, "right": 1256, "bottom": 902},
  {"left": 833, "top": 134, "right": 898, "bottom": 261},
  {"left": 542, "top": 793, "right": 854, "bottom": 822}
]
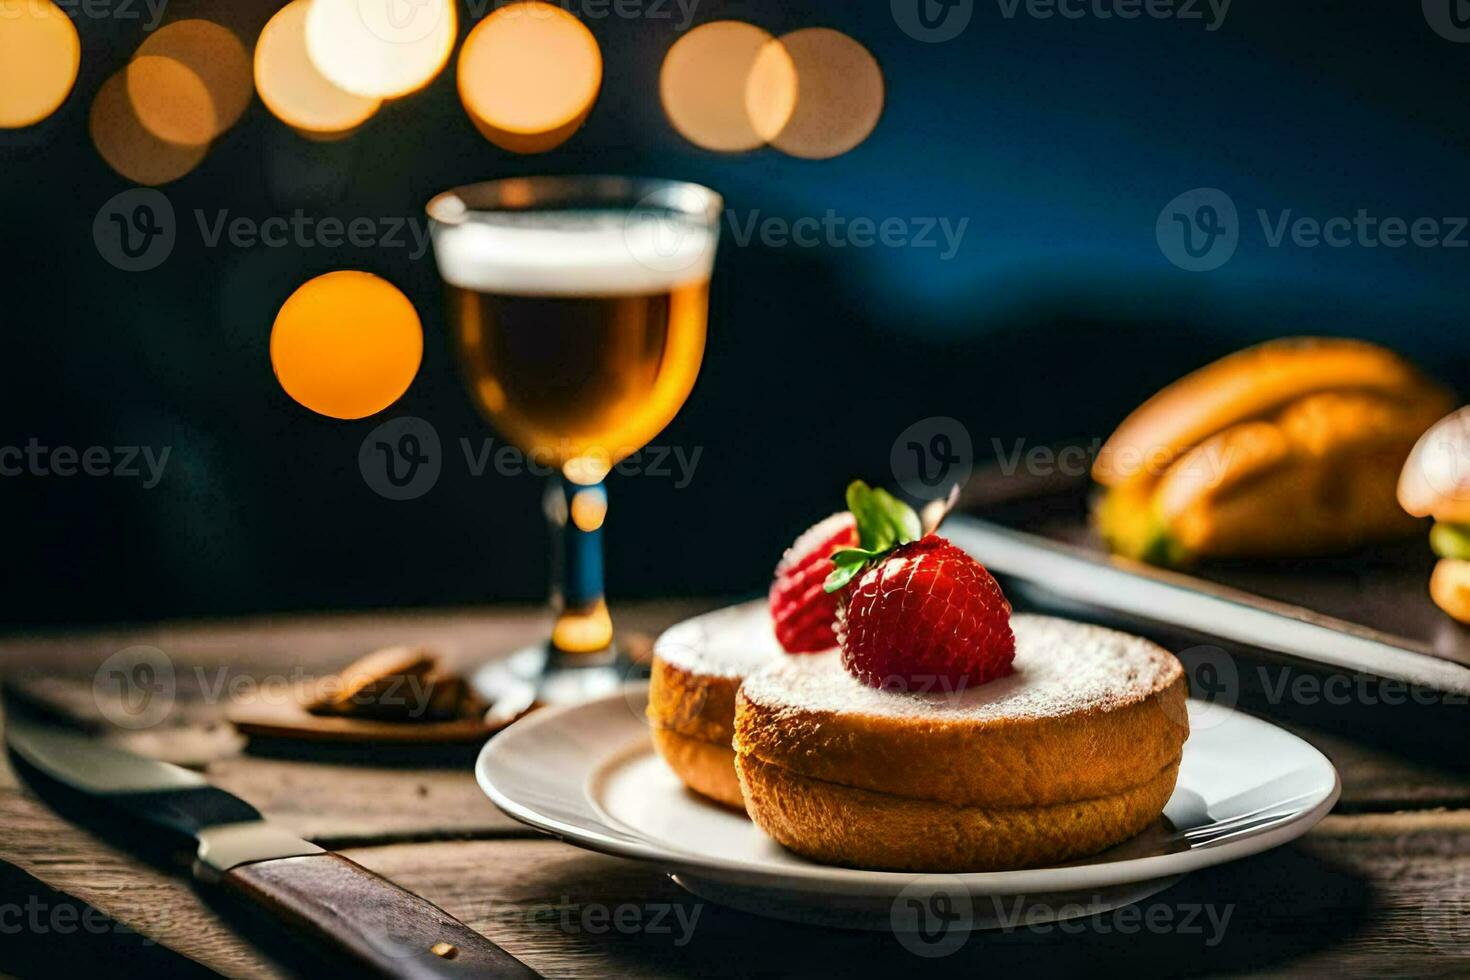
[
  {"left": 433, "top": 204, "right": 715, "bottom": 480},
  {"left": 450, "top": 279, "right": 708, "bottom": 474},
  {"left": 427, "top": 179, "right": 721, "bottom": 671}
]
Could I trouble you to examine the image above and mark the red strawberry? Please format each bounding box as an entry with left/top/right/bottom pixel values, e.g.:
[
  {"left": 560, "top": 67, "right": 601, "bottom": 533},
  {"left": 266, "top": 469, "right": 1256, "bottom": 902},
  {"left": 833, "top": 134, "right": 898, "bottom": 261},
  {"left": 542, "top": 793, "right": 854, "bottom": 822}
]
[
  {"left": 837, "top": 534, "right": 1015, "bottom": 691},
  {"left": 770, "top": 512, "right": 860, "bottom": 652}
]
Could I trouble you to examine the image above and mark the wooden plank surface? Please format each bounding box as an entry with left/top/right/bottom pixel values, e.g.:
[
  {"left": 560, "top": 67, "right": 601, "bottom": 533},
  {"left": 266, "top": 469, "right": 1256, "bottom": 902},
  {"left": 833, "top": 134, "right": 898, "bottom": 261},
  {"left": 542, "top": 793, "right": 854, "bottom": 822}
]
[
  {"left": 0, "top": 601, "right": 723, "bottom": 674},
  {"left": 1, "top": 811, "right": 1466, "bottom": 979},
  {"left": 0, "top": 601, "right": 721, "bottom": 843},
  {"left": 4, "top": 600, "right": 1467, "bottom": 819},
  {"left": 347, "top": 818, "right": 1470, "bottom": 979},
  {"left": 206, "top": 757, "right": 530, "bottom": 845},
  {"left": 1, "top": 601, "right": 1467, "bottom": 977},
  {"left": 0, "top": 786, "right": 287, "bottom": 977}
]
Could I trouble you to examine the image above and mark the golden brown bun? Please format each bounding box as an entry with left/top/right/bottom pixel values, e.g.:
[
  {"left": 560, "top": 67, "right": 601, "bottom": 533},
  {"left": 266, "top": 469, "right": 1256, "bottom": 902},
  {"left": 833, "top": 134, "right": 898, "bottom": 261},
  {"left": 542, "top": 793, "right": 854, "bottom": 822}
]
[
  {"left": 650, "top": 728, "right": 745, "bottom": 809},
  {"left": 734, "top": 616, "right": 1188, "bottom": 871},
  {"left": 1399, "top": 406, "right": 1470, "bottom": 523},
  {"left": 1430, "top": 558, "right": 1470, "bottom": 624},
  {"left": 1166, "top": 448, "right": 1418, "bottom": 558},
  {"left": 1092, "top": 338, "right": 1453, "bottom": 563},
  {"left": 736, "top": 753, "right": 1180, "bottom": 872},
  {"left": 1093, "top": 337, "right": 1446, "bottom": 487},
  {"left": 1152, "top": 391, "right": 1442, "bottom": 558}
]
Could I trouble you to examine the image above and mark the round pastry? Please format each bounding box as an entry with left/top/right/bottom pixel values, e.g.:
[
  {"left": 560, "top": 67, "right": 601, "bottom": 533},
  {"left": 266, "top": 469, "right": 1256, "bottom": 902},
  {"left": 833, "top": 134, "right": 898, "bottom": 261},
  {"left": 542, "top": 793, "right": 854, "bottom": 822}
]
[
  {"left": 649, "top": 506, "right": 858, "bottom": 808},
  {"left": 647, "top": 601, "right": 784, "bottom": 808},
  {"left": 735, "top": 614, "right": 1189, "bottom": 872}
]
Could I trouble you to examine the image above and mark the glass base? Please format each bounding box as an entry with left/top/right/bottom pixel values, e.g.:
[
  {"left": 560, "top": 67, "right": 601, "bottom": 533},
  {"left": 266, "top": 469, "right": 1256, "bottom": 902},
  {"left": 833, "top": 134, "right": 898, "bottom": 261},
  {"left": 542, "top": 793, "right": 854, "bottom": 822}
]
[
  {"left": 551, "top": 599, "right": 614, "bottom": 654},
  {"left": 473, "top": 640, "right": 647, "bottom": 713}
]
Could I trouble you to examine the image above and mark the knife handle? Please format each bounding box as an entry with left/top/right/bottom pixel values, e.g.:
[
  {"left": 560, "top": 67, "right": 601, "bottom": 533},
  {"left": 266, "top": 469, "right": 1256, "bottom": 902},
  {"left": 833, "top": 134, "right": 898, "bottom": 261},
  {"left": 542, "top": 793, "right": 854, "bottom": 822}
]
[{"left": 212, "top": 853, "right": 540, "bottom": 979}]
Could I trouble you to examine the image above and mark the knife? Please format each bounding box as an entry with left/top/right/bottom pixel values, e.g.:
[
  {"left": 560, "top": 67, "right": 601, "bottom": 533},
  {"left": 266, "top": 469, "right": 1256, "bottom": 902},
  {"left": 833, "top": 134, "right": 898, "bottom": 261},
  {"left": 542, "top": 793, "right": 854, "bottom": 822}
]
[{"left": 5, "top": 708, "right": 539, "bottom": 979}]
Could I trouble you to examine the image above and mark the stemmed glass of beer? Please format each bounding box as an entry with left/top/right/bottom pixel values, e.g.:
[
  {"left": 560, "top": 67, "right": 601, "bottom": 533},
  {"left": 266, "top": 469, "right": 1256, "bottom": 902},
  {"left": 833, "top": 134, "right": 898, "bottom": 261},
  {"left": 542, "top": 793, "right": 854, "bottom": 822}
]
[{"left": 427, "top": 176, "right": 721, "bottom": 704}]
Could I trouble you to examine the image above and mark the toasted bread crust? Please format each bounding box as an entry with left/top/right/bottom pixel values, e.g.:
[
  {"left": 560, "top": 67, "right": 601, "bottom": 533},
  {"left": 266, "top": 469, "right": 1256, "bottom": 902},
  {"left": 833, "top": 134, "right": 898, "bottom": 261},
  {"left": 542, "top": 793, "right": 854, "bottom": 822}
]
[
  {"left": 734, "top": 665, "right": 1188, "bottom": 809},
  {"left": 1094, "top": 337, "right": 1446, "bottom": 488},
  {"left": 647, "top": 600, "right": 793, "bottom": 808},
  {"left": 1150, "top": 390, "right": 1445, "bottom": 557},
  {"left": 650, "top": 727, "right": 745, "bottom": 809},
  {"left": 647, "top": 654, "right": 741, "bottom": 744},
  {"left": 1168, "top": 447, "right": 1422, "bottom": 558},
  {"left": 737, "top": 753, "right": 1180, "bottom": 872}
]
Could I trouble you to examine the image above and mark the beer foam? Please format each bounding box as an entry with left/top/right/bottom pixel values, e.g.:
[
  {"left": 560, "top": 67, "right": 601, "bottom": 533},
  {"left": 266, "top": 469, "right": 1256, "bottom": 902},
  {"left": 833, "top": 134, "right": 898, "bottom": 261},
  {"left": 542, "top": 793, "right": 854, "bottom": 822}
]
[{"left": 430, "top": 209, "right": 717, "bottom": 297}]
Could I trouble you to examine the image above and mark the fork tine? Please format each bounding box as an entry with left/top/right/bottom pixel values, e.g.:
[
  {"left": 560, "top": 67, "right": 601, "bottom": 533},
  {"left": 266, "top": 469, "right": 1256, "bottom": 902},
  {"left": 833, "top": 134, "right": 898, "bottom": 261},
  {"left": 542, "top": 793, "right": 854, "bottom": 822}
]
[
  {"left": 1184, "top": 810, "right": 1299, "bottom": 847},
  {"left": 1174, "top": 790, "right": 1320, "bottom": 839}
]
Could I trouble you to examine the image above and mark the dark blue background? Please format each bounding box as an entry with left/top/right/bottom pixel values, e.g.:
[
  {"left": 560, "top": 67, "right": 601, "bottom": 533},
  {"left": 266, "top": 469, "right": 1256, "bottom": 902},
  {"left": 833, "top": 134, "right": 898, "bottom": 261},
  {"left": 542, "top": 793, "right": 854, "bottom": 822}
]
[{"left": 3, "top": 0, "right": 1467, "bottom": 625}]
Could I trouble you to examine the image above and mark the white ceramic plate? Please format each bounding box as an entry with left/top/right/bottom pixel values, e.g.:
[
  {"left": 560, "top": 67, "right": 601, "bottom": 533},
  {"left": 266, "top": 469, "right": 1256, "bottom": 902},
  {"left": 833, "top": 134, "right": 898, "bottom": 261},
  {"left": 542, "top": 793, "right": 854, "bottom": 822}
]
[{"left": 478, "top": 685, "right": 1339, "bottom": 929}]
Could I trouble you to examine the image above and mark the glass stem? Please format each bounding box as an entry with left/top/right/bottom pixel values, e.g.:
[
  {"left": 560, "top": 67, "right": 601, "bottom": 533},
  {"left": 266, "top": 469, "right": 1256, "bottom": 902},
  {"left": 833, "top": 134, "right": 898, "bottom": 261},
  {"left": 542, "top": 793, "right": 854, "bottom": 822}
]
[{"left": 545, "top": 475, "right": 613, "bottom": 657}]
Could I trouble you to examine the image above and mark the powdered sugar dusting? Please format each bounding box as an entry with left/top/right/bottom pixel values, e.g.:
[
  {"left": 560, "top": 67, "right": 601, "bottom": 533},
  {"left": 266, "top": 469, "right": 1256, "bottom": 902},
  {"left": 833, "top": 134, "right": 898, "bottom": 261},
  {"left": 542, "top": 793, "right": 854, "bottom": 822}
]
[
  {"left": 741, "top": 613, "right": 1182, "bottom": 721},
  {"left": 654, "top": 599, "right": 791, "bottom": 679}
]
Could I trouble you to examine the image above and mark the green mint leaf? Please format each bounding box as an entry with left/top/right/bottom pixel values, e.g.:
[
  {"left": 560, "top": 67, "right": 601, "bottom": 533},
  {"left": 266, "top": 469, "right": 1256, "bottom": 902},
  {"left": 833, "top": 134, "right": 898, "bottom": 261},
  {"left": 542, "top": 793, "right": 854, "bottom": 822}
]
[{"left": 830, "top": 548, "right": 881, "bottom": 564}]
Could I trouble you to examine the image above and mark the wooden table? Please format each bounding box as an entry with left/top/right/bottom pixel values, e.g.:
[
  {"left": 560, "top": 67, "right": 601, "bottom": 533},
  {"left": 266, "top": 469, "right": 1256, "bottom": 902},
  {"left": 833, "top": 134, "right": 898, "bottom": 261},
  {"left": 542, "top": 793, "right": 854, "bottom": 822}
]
[{"left": 1, "top": 601, "right": 1467, "bottom": 977}]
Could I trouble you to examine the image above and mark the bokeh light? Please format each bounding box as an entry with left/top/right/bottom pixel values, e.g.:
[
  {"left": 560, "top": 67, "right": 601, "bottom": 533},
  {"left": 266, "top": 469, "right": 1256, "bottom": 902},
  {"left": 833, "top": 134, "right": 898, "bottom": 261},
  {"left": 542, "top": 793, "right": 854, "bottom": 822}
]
[
  {"left": 306, "top": 0, "right": 456, "bottom": 99},
  {"left": 458, "top": 3, "right": 602, "bottom": 154},
  {"left": 255, "top": 0, "right": 381, "bottom": 136},
  {"left": 270, "top": 271, "right": 423, "bottom": 419},
  {"left": 745, "top": 36, "right": 801, "bottom": 147},
  {"left": 125, "top": 54, "right": 217, "bottom": 147},
  {"left": 90, "top": 71, "right": 208, "bottom": 185},
  {"left": 0, "top": 0, "right": 81, "bottom": 129},
  {"left": 295, "top": 123, "right": 368, "bottom": 143},
  {"left": 659, "top": 21, "right": 795, "bottom": 153},
  {"left": 762, "top": 28, "right": 883, "bottom": 159},
  {"left": 132, "top": 20, "right": 253, "bottom": 143}
]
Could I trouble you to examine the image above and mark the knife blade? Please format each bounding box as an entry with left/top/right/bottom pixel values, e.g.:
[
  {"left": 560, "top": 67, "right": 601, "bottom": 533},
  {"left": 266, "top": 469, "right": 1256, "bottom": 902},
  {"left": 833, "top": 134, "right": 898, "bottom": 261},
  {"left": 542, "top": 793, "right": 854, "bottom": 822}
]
[{"left": 5, "top": 708, "right": 539, "bottom": 979}]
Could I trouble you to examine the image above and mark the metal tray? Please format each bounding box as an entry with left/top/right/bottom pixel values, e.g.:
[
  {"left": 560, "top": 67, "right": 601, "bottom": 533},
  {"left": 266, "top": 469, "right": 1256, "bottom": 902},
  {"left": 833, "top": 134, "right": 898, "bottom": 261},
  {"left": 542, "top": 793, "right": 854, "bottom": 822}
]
[{"left": 947, "top": 465, "right": 1470, "bottom": 698}]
